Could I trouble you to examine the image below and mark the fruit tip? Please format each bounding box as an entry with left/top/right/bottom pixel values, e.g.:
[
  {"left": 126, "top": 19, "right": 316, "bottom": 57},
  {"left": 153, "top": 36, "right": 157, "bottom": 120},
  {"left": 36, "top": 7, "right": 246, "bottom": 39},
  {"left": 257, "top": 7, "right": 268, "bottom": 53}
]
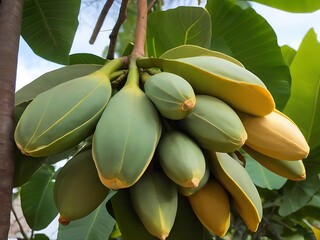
[
  {"left": 102, "top": 178, "right": 128, "bottom": 190},
  {"left": 185, "top": 177, "right": 200, "bottom": 188},
  {"left": 58, "top": 215, "right": 70, "bottom": 226},
  {"left": 181, "top": 98, "right": 196, "bottom": 111},
  {"left": 158, "top": 233, "right": 168, "bottom": 240}
]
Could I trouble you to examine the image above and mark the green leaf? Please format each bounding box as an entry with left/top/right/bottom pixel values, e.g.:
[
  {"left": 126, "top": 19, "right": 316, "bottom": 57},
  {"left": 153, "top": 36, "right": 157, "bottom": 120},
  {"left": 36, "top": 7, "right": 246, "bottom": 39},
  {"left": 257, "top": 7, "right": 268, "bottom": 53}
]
[
  {"left": 15, "top": 64, "right": 102, "bottom": 106},
  {"left": 20, "top": 164, "right": 58, "bottom": 230},
  {"left": 245, "top": 155, "right": 287, "bottom": 190},
  {"left": 283, "top": 29, "right": 320, "bottom": 150},
  {"left": 278, "top": 167, "right": 320, "bottom": 216},
  {"left": 247, "top": 0, "right": 320, "bottom": 13},
  {"left": 147, "top": 6, "right": 211, "bottom": 57},
  {"left": 206, "top": 0, "right": 291, "bottom": 110},
  {"left": 13, "top": 149, "right": 45, "bottom": 187},
  {"left": 33, "top": 234, "right": 50, "bottom": 240},
  {"left": 69, "top": 54, "right": 106, "bottom": 65},
  {"left": 281, "top": 45, "right": 297, "bottom": 67},
  {"left": 21, "top": 0, "right": 81, "bottom": 64},
  {"left": 57, "top": 192, "right": 116, "bottom": 240}
]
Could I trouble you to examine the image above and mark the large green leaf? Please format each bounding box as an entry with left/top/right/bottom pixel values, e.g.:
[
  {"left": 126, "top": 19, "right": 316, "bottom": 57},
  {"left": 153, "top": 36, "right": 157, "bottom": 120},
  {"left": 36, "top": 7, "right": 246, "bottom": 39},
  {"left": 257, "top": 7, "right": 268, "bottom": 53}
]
[
  {"left": 57, "top": 192, "right": 116, "bottom": 240},
  {"left": 20, "top": 164, "right": 58, "bottom": 230},
  {"left": 206, "top": 0, "right": 291, "bottom": 110},
  {"left": 21, "top": 0, "right": 81, "bottom": 64},
  {"left": 278, "top": 167, "right": 320, "bottom": 217},
  {"left": 69, "top": 54, "right": 106, "bottom": 65},
  {"left": 245, "top": 155, "right": 287, "bottom": 190},
  {"left": 15, "top": 64, "right": 101, "bottom": 106},
  {"left": 283, "top": 29, "right": 320, "bottom": 150},
  {"left": 247, "top": 0, "right": 320, "bottom": 13},
  {"left": 281, "top": 45, "right": 297, "bottom": 67},
  {"left": 147, "top": 6, "right": 211, "bottom": 57}
]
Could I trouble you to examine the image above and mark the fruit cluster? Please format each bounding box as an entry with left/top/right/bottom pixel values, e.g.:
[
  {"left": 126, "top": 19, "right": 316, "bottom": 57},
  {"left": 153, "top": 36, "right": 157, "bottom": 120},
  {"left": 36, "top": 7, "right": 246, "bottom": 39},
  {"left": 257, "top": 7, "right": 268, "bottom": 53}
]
[{"left": 14, "top": 45, "right": 310, "bottom": 239}]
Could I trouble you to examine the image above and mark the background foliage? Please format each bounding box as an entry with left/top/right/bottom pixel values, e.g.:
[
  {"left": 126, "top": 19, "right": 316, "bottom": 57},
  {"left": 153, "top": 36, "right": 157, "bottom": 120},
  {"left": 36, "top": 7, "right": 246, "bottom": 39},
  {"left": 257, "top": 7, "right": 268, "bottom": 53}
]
[{"left": 11, "top": 0, "right": 320, "bottom": 239}]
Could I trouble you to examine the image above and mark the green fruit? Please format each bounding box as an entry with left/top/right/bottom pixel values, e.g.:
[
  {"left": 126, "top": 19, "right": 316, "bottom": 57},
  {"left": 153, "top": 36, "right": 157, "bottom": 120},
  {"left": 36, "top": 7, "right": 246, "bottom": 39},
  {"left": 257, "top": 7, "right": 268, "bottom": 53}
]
[
  {"left": 92, "top": 60, "right": 162, "bottom": 190},
  {"left": 160, "top": 44, "right": 244, "bottom": 67},
  {"left": 179, "top": 95, "right": 247, "bottom": 152},
  {"left": 144, "top": 72, "right": 196, "bottom": 120},
  {"left": 110, "top": 189, "right": 159, "bottom": 240},
  {"left": 130, "top": 170, "right": 178, "bottom": 240},
  {"left": 137, "top": 56, "right": 275, "bottom": 116},
  {"left": 14, "top": 58, "right": 123, "bottom": 157},
  {"left": 158, "top": 130, "right": 206, "bottom": 187},
  {"left": 54, "top": 149, "right": 109, "bottom": 224},
  {"left": 178, "top": 164, "right": 210, "bottom": 196},
  {"left": 208, "top": 151, "right": 262, "bottom": 232}
]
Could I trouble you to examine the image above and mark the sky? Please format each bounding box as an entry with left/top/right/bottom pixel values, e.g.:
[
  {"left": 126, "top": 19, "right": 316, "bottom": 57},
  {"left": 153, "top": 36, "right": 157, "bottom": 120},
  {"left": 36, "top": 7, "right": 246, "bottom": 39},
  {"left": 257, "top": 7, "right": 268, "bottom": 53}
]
[{"left": 11, "top": 1, "right": 320, "bottom": 238}]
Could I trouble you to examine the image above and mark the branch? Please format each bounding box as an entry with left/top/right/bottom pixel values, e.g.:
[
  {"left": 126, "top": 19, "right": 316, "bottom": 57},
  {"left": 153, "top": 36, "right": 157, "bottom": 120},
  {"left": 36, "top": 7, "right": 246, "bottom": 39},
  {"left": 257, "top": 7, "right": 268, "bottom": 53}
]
[
  {"left": 89, "top": 0, "right": 115, "bottom": 45},
  {"left": 11, "top": 205, "right": 29, "bottom": 240},
  {"left": 106, "top": 0, "right": 129, "bottom": 60},
  {"left": 147, "top": 0, "right": 157, "bottom": 12},
  {"left": 131, "top": 0, "right": 148, "bottom": 58}
]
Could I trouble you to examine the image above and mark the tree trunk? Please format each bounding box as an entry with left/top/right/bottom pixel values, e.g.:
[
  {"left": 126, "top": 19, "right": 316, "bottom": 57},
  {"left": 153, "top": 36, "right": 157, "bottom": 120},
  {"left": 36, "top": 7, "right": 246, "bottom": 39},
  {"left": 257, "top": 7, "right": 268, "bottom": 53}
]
[{"left": 0, "top": 0, "right": 24, "bottom": 238}]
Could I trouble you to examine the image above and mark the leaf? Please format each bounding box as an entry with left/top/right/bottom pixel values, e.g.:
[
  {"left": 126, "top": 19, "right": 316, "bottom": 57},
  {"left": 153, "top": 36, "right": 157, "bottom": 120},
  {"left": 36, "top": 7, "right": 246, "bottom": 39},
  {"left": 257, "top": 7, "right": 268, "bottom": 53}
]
[
  {"left": 21, "top": 0, "right": 81, "bottom": 64},
  {"left": 33, "top": 234, "right": 50, "bottom": 240},
  {"left": 245, "top": 154, "right": 287, "bottom": 190},
  {"left": 69, "top": 54, "right": 106, "bottom": 65},
  {"left": 278, "top": 167, "right": 320, "bottom": 216},
  {"left": 57, "top": 192, "right": 116, "bottom": 240},
  {"left": 20, "top": 164, "right": 58, "bottom": 230},
  {"left": 206, "top": 0, "right": 291, "bottom": 110},
  {"left": 246, "top": 0, "right": 320, "bottom": 13},
  {"left": 15, "top": 64, "right": 102, "bottom": 106},
  {"left": 281, "top": 45, "right": 297, "bottom": 67},
  {"left": 147, "top": 6, "right": 211, "bottom": 57},
  {"left": 283, "top": 29, "right": 320, "bottom": 150}
]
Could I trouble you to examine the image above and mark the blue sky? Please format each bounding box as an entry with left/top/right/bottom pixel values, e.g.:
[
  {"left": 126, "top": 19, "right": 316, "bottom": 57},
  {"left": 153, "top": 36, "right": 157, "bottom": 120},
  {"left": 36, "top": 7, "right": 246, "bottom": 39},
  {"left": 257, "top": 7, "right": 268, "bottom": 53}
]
[{"left": 15, "top": 2, "right": 320, "bottom": 91}]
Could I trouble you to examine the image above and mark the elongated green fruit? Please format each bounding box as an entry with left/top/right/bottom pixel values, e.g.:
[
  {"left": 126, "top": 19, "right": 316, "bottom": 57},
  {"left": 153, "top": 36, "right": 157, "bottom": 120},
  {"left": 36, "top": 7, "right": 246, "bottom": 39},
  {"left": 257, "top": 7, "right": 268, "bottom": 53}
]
[
  {"left": 144, "top": 72, "right": 196, "bottom": 120},
  {"left": 208, "top": 151, "right": 262, "bottom": 232},
  {"left": 188, "top": 178, "right": 231, "bottom": 237},
  {"left": 178, "top": 164, "right": 210, "bottom": 196},
  {"left": 92, "top": 60, "right": 162, "bottom": 190},
  {"left": 238, "top": 110, "right": 310, "bottom": 160},
  {"left": 137, "top": 57, "right": 274, "bottom": 116},
  {"left": 243, "top": 145, "right": 306, "bottom": 181},
  {"left": 110, "top": 189, "right": 159, "bottom": 240},
  {"left": 160, "top": 44, "right": 244, "bottom": 67},
  {"left": 158, "top": 130, "right": 206, "bottom": 187},
  {"left": 130, "top": 171, "right": 178, "bottom": 240},
  {"left": 110, "top": 189, "right": 208, "bottom": 240},
  {"left": 54, "top": 149, "right": 109, "bottom": 225},
  {"left": 179, "top": 95, "right": 247, "bottom": 152},
  {"left": 14, "top": 58, "right": 124, "bottom": 157}
]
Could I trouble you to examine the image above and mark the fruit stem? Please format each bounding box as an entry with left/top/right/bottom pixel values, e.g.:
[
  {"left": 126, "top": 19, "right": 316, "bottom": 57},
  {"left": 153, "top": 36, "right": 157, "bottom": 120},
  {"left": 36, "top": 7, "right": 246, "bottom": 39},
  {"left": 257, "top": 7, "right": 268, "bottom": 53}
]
[
  {"left": 125, "top": 58, "right": 139, "bottom": 87},
  {"left": 98, "top": 57, "right": 125, "bottom": 76}
]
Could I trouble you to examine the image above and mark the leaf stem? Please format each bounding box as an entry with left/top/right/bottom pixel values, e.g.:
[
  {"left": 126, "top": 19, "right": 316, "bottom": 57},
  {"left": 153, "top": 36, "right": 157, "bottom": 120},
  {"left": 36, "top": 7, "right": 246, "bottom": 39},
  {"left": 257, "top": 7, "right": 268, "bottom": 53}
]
[
  {"left": 98, "top": 57, "right": 125, "bottom": 76},
  {"left": 89, "top": 0, "right": 115, "bottom": 45}
]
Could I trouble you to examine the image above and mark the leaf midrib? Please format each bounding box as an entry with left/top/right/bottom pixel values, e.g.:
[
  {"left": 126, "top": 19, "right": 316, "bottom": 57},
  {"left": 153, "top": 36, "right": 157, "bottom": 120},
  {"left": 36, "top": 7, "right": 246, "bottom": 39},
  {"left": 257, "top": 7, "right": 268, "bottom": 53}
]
[{"left": 33, "top": 0, "right": 57, "bottom": 47}]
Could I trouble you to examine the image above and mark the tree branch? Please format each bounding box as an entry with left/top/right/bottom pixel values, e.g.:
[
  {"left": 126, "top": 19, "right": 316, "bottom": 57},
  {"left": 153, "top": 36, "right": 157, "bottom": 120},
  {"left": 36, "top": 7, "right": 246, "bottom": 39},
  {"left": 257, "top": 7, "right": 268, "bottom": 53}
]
[
  {"left": 131, "top": 0, "right": 148, "bottom": 58},
  {"left": 0, "top": 0, "right": 24, "bottom": 238},
  {"left": 147, "top": 0, "right": 157, "bottom": 12},
  {"left": 89, "top": 0, "right": 115, "bottom": 45},
  {"left": 106, "top": 0, "right": 129, "bottom": 60},
  {"left": 11, "top": 205, "right": 29, "bottom": 240}
]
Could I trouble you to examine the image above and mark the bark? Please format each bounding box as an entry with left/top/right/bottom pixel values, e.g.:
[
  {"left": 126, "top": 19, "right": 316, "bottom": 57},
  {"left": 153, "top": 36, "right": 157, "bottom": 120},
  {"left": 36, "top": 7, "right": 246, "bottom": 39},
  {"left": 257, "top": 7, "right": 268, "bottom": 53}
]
[{"left": 0, "top": 0, "right": 24, "bottom": 238}]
